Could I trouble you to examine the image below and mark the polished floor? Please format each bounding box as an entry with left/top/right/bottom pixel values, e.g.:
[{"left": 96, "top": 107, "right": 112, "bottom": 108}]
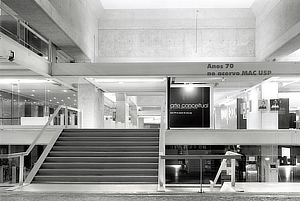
[
  {"left": 2, "top": 183, "right": 300, "bottom": 201},
  {"left": 3, "top": 182, "right": 300, "bottom": 193}
]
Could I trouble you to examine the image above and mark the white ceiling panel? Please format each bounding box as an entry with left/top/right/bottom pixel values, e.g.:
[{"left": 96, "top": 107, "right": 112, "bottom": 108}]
[{"left": 100, "top": 0, "right": 256, "bottom": 9}]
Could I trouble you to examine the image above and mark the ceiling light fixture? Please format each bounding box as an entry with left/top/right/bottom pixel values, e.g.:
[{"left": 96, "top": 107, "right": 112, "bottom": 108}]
[
  {"left": 92, "top": 78, "right": 166, "bottom": 83},
  {"left": 0, "top": 79, "right": 54, "bottom": 84}
]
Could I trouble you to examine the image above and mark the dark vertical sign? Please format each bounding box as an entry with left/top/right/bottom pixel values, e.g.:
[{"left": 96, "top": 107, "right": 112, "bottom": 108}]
[
  {"left": 237, "top": 98, "right": 247, "bottom": 129},
  {"left": 169, "top": 86, "right": 210, "bottom": 128},
  {"left": 278, "top": 98, "right": 289, "bottom": 129}
]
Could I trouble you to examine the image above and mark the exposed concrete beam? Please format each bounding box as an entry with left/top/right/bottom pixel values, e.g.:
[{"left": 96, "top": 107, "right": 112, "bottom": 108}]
[
  {"left": 254, "top": 0, "right": 300, "bottom": 61},
  {"left": 138, "top": 110, "right": 161, "bottom": 116},
  {"left": 264, "top": 22, "right": 300, "bottom": 62},
  {"left": 137, "top": 96, "right": 165, "bottom": 106},
  {"left": 52, "top": 62, "right": 300, "bottom": 77},
  {"left": 0, "top": 32, "right": 51, "bottom": 77}
]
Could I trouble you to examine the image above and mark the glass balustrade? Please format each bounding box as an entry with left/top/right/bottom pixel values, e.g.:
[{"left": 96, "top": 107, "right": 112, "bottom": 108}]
[{"left": 0, "top": 5, "right": 49, "bottom": 61}]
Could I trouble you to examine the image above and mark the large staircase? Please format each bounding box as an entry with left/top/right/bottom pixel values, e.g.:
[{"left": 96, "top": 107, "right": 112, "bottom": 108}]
[{"left": 32, "top": 129, "right": 159, "bottom": 184}]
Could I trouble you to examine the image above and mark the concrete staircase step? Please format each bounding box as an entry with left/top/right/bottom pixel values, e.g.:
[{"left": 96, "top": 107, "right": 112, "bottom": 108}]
[{"left": 33, "top": 129, "right": 160, "bottom": 184}]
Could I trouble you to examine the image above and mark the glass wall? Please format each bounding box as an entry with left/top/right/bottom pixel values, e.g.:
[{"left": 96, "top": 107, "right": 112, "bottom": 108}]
[
  {"left": 0, "top": 79, "right": 78, "bottom": 126},
  {"left": 169, "top": 76, "right": 300, "bottom": 130},
  {"left": 213, "top": 77, "right": 300, "bottom": 130},
  {"left": 165, "top": 144, "right": 300, "bottom": 185}
]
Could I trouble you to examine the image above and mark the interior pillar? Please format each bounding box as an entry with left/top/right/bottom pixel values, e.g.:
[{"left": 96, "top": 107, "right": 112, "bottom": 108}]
[
  {"left": 138, "top": 117, "right": 145, "bottom": 129},
  {"left": 78, "top": 83, "right": 104, "bottom": 128},
  {"left": 115, "top": 93, "right": 129, "bottom": 128},
  {"left": 130, "top": 104, "right": 138, "bottom": 128},
  {"left": 261, "top": 145, "right": 278, "bottom": 182}
]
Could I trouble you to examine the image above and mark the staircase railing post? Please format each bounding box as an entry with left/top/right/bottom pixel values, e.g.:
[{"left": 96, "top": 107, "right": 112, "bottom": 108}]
[
  {"left": 19, "top": 155, "right": 24, "bottom": 185},
  {"left": 231, "top": 158, "right": 236, "bottom": 187},
  {"left": 76, "top": 109, "right": 82, "bottom": 128},
  {"left": 158, "top": 105, "right": 166, "bottom": 192},
  {"left": 0, "top": 165, "right": 3, "bottom": 183},
  {"left": 65, "top": 107, "right": 68, "bottom": 129},
  {"left": 199, "top": 158, "right": 203, "bottom": 193}
]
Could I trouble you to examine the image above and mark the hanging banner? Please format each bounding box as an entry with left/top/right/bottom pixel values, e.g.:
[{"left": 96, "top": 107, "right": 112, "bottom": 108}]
[{"left": 169, "top": 85, "right": 210, "bottom": 128}]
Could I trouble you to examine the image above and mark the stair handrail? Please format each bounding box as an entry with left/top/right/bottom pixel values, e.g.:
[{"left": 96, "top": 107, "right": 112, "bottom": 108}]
[
  {"left": 0, "top": 105, "right": 81, "bottom": 186},
  {"left": 211, "top": 151, "right": 241, "bottom": 187},
  {"left": 24, "top": 105, "right": 63, "bottom": 156},
  {"left": 160, "top": 153, "right": 242, "bottom": 192},
  {"left": 0, "top": 105, "right": 63, "bottom": 158},
  {"left": 23, "top": 126, "right": 64, "bottom": 185},
  {"left": 157, "top": 105, "right": 166, "bottom": 191}
]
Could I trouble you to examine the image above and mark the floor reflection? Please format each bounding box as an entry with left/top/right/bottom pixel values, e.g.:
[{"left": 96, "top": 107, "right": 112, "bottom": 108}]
[
  {"left": 166, "top": 165, "right": 216, "bottom": 184},
  {"left": 279, "top": 165, "right": 300, "bottom": 182}
]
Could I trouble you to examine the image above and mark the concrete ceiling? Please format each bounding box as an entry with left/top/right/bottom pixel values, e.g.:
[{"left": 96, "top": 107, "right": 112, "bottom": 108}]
[{"left": 100, "top": 0, "right": 256, "bottom": 9}]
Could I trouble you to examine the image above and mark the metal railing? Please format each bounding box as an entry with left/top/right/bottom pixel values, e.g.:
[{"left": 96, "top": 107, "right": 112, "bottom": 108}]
[
  {"left": 157, "top": 105, "right": 166, "bottom": 191},
  {"left": 0, "top": 105, "right": 82, "bottom": 186},
  {"left": 159, "top": 152, "right": 241, "bottom": 192}
]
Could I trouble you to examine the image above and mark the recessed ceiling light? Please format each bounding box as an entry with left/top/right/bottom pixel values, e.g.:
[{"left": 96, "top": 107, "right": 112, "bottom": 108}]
[
  {"left": 93, "top": 78, "right": 165, "bottom": 83},
  {"left": 0, "top": 79, "right": 54, "bottom": 84}
]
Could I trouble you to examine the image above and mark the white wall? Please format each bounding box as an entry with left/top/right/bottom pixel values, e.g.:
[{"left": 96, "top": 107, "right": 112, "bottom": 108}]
[
  {"left": 166, "top": 129, "right": 300, "bottom": 146},
  {"left": 0, "top": 126, "right": 62, "bottom": 145},
  {"left": 247, "top": 87, "right": 262, "bottom": 129}
]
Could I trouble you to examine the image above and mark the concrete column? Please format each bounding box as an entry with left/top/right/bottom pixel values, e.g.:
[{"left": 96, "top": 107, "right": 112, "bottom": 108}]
[
  {"left": 130, "top": 104, "right": 138, "bottom": 128},
  {"left": 78, "top": 83, "right": 104, "bottom": 128},
  {"left": 261, "top": 145, "right": 278, "bottom": 182},
  {"left": 138, "top": 117, "right": 145, "bottom": 129},
  {"left": 115, "top": 93, "right": 129, "bottom": 128},
  {"left": 247, "top": 87, "right": 262, "bottom": 129}
]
